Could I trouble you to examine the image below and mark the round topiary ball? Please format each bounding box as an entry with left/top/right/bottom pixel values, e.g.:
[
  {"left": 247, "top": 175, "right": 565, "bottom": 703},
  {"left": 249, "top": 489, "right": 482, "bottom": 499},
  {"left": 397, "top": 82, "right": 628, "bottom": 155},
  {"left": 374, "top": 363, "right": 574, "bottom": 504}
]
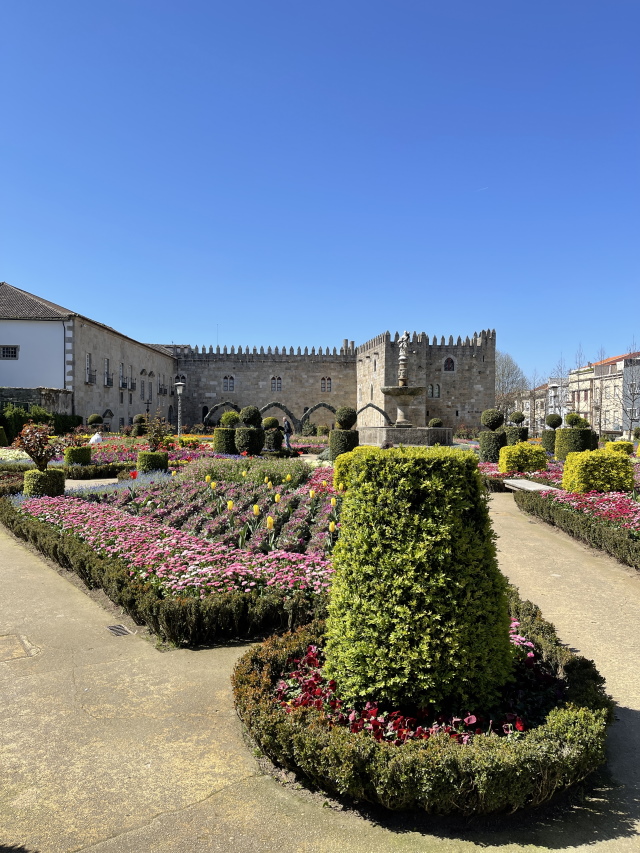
[
  {"left": 133, "top": 414, "right": 146, "bottom": 424},
  {"left": 334, "top": 406, "right": 357, "bottom": 430},
  {"left": 87, "top": 414, "right": 103, "bottom": 425},
  {"left": 239, "top": 405, "right": 262, "bottom": 427},
  {"left": 262, "top": 416, "right": 280, "bottom": 430},
  {"left": 565, "top": 412, "right": 582, "bottom": 428},
  {"left": 220, "top": 409, "right": 240, "bottom": 427},
  {"left": 480, "top": 409, "right": 504, "bottom": 431},
  {"left": 509, "top": 411, "right": 525, "bottom": 425},
  {"left": 428, "top": 418, "right": 443, "bottom": 428},
  {"left": 546, "top": 413, "right": 562, "bottom": 430}
]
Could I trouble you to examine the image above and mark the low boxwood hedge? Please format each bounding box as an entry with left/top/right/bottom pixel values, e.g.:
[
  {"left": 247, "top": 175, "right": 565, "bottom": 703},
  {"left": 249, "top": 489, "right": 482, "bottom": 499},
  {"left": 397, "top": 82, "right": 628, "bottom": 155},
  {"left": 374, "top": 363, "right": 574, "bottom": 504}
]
[
  {"left": 64, "top": 446, "right": 92, "bottom": 466},
  {"left": 213, "top": 427, "right": 237, "bottom": 455},
  {"left": 329, "top": 429, "right": 359, "bottom": 462},
  {"left": 23, "top": 469, "right": 65, "bottom": 497},
  {"left": 233, "top": 588, "right": 613, "bottom": 815},
  {"left": 513, "top": 490, "right": 640, "bottom": 570},
  {"left": 0, "top": 498, "right": 327, "bottom": 646},
  {"left": 64, "top": 461, "right": 136, "bottom": 479},
  {"left": 137, "top": 451, "right": 169, "bottom": 472}
]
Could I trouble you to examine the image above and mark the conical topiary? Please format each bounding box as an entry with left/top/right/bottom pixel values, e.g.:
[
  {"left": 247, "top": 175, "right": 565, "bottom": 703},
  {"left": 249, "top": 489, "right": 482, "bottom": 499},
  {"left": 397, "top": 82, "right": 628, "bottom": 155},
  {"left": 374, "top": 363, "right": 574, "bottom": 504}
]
[{"left": 324, "top": 446, "right": 514, "bottom": 710}]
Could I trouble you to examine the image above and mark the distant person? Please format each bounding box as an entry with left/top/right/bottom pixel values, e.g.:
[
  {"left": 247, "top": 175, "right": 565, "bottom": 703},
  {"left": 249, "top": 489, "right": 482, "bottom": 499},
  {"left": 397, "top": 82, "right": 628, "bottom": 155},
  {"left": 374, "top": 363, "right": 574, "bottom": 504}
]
[
  {"left": 282, "top": 417, "right": 293, "bottom": 450},
  {"left": 89, "top": 431, "right": 103, "bottom": 445}
]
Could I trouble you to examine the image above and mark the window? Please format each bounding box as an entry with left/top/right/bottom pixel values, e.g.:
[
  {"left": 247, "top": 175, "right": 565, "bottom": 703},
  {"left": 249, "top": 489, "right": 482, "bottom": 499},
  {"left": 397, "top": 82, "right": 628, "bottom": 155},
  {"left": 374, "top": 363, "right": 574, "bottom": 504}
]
[
  {"left": 271, "top": 376, "right": 282, "bottom": 392},
  {"left": 119, "top": 392, "right": 123, "bottom": 404},
  {"left": 427, "top": 384, "right": 433, "bottom": 398},
  {"left": 223, "top": 375, "right": 234, "bottom": 392},
  {"left": 140, "top": 379, "right": 145, "bottom": 400},
  {"left": 444, "top": 357, "right": 455, "bottom": 372},
  {"left": 1, "top": 346, "right": 18, "bottom": 359},
  {"left": 434, "top": 384, "right": 440, "bottom": 398},
  {"left": 119, "top": 417, "right": 125, "bottom": 429},
  {"left": 129, "top": 393, "right": 132, "bottom": 405},
  {"left": 321, "top": 377, "right": 331, "bottom": 393}
]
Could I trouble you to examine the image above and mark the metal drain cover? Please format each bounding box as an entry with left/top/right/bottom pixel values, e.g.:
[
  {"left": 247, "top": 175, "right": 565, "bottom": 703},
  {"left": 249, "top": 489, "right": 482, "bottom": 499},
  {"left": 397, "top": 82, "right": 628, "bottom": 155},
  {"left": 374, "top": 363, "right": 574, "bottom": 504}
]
[{"left": 106, "top": 624, "right": 132, "bottom": 636}]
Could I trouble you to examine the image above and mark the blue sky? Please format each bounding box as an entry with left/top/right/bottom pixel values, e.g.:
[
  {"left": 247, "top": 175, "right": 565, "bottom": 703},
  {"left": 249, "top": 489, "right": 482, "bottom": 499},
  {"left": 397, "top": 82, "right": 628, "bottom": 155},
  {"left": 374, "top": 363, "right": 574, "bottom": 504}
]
[{"left": 2, "top": 1, "right": 638, "bottom": 379}]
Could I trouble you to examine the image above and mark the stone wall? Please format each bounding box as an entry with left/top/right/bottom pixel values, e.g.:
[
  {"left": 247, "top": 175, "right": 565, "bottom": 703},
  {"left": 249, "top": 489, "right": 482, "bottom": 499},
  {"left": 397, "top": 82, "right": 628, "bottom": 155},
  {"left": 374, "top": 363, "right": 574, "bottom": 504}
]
[{"left": 0, "top": 387, "right": 73, "bottom": 414}]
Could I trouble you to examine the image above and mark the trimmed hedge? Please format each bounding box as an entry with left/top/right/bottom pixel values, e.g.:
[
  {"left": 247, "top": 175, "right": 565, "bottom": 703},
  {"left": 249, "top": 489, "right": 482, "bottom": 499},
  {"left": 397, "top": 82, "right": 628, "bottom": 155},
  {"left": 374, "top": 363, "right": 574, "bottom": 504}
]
[
  {"left": 334, "top": 407, "right": 357, "bottom": 430},
  {"left": 0, "top": 498, "right": 328, "bottom": 646},
  {"left": 324, "top": 446, "right": 512, "bottom": 710},
  {"left": 513, "top": 491, "right": 640, "bottom": 570},
  {"left": 239, "top": 405, "right": 262, "bottom": 427},
  {"left": 220, "top": 410, "right": 240, "bottom": 428},
  {"left": 233, "top": 595, "right": 612, "bottom": 815},
  {"left": 332, "top": 446, "right": 378, "bottom": 490},
  {"left": 0, "top": 426, "right": 8, "bottom": 447},
  {"left": 329, "top": 429, "right": 359, "bottom": 462},
  {"left": 64, "top": 446, "right": 92, "bottom": 466},
  {"left": 504, "top": 426, "right": 529, "bottom": 445},
  {"left": 541, "top": 429, "right": 556, "bottom": 454},
  {"left": 605, "top": 441, "right": 634, "bottom": 456},
  {"left": 561, "top": 449, "right": 633, "bottom": 494},
  {"left": 87, "top": 414, "right": 103, "bottom": 425},
  {"left": 555, "top": 428, "right": 592, "bottom": 461},
  {"left": 64, "top": 462, "right": 135, "bottom": 479},
  {"left": 23, "top": 468, "right": 65, "bottom": 497},
  {"left": 479, "top": 430, "right": 506, "bottom": 463},
  {"left": 481, "top": 409, "right": 504, "bottom": 431},
  {"left": 428, "top": 418, "right": 443, "bottom": 428},
  {"left": 235, "top": 427, "right": 266, "bottom": 456},
  {"left": 137, "top": 451, "right": 169, "bottom": 472},
  {"left": 264, "top": 428, "right": 284, "bottom": 451},
  {"left": 213, "top": 427, "right": 237, "bottom": 455},
  {"left": 498, "top": 442, "right": 547, "bottom": 474}
]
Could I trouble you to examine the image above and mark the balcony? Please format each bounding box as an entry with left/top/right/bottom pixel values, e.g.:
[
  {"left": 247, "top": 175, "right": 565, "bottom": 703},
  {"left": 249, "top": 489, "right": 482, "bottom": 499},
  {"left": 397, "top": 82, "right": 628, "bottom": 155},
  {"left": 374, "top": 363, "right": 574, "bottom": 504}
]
[
  {"left": 119, "top": 376, "right": 129, "bottom": 389},
  {"left": 159, "top": 385, "right": 168, "bottom": 395},
  {"left": 85, "top": 370, "right": 96, "bottom": 385},
  {"left": 104, "top": 373, "right": 114, "bottom": 387},
  {"left": 129, "top": 379, "right": 137, "bottom": 391}
]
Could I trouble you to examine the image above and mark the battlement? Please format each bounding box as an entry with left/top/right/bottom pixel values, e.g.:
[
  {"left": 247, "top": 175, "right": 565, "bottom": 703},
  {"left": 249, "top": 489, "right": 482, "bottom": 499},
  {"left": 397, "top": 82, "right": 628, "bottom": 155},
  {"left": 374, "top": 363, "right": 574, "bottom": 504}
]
[
  {"left": 357, "top": 329, "right": 496, "bottom": 354},
  {"left": 172, "top": 341, "right": 356, "bottom": 362}
]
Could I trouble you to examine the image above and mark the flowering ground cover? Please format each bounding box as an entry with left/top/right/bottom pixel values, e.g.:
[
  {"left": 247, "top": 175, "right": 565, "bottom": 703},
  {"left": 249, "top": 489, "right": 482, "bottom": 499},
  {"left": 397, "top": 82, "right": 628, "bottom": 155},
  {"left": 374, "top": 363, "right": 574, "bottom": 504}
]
[
  {"left": 537, "top": 489, "right": 640, "bottom": 535},
  {"left": 479, "top": 461, "right": 565, "bottom": 486},
  {"left": 18, "top": 495, "right": 333, "bottom": 601}
]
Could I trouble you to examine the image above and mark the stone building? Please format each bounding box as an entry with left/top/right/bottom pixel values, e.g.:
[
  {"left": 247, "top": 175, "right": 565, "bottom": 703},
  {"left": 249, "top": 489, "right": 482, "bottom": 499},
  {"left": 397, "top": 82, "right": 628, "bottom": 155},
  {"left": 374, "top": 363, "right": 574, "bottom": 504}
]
[{"left": 1, "top": 282, "right": 496, "bottom": 432}]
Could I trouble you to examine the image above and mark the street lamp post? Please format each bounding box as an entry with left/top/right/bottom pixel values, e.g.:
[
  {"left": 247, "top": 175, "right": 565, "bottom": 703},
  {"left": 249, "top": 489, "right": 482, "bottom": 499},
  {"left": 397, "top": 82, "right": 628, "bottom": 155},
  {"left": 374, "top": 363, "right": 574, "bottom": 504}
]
[{"left": 175, "top": 381, "right": 185, "bottom": 437}]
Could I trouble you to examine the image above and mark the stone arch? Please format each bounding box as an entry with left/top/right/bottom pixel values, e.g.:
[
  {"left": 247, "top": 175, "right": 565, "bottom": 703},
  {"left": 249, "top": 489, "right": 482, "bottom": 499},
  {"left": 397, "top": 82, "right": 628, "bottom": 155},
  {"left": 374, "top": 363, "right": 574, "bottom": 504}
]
[
  {"left": 203, "top": 400, "right": 241, "bottom": 425},
  {"left": 301, "top": 402, "right": 336, "bottom": 426},
  {"left": 259, "top": 401, "right": 300, "bottom": 431},
  {"left": 356, "top": 403, "right": 393, "bottom": 425}
]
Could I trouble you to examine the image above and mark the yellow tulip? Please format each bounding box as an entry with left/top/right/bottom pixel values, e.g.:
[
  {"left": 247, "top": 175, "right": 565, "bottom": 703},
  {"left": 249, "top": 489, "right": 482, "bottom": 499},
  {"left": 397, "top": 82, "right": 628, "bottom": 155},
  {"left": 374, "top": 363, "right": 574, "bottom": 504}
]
[
  {"left": 253, "top": 505, "right": 260, "bottom": 517},
  {"left": 210, "top": 481, "right": 217, "bottom": 490},
  {"left": 329, "top": 521, "right": 336, "bottom": 533},
  {"left": 205, "top": 474, "right": 211, "bottom": 483},
  {"left": 338, "top": 483, "right": 344, "bottom": 491},
  {"left": 264, "top": 476, "right": 269, "bottom": 484},
  {"left": 266, "top": 515, "right": 274, "bottom": 530},
  {"left": 267, "top": 481, "right": 273, "bottom": 489},
  {"left": 171, "top": 470, "right": 176, "bottom": 476},
  {"left": 285, "top": 474, "right": 292, "bottom": 482},
  {"left": 274, "top": 493, "right": 281, "bottom": 503},
  {"left": 309, "top": 489, "right": 316, "bottom": 499},
  {"left": 227, "top": 500, "right": 234, "bottom": 510},
  {"left": 322, "top": 480, "right": 327, "bottom": 487},
  {"left": 330, "top": 497, "right": 337, "bottom": 507},
  {"left": 242, "top": 471, "right": 247, "bottom": 477}
]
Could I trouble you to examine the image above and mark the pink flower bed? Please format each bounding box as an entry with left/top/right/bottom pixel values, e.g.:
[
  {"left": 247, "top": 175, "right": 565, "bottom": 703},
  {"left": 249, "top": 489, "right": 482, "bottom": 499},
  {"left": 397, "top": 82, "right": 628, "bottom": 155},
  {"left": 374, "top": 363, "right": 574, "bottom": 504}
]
[
  {"left": 479, "top": 461, "right": 564, "bottom": 486},
  {"left": 539, "top": 489, "right": 640, "bottom": 531},
  {"left": 19, "top": 497, "right": 333, "bottom": 599}
]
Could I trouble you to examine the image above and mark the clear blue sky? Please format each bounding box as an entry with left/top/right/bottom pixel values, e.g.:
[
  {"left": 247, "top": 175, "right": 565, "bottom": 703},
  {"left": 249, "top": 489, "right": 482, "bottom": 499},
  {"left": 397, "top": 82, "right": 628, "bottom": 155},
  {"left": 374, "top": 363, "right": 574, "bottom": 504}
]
[{"left": 2, "top": 1, "right": 638, "bottom": 379}]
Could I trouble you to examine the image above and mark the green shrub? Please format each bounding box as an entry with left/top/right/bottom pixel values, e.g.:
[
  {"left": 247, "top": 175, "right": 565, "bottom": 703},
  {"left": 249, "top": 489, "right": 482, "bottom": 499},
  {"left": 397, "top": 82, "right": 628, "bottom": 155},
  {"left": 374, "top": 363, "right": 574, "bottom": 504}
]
[
  {"left": 555, "top": 428, "right": 593, "bottom": 461},
  {"left": 562, "top": 449, "right": 633, "bottom": 493},
  {"left": 605, "top": 440, "right": 634, "bottom": 456},
  {"left": 565, "top": 412, "right": 588, "bottom": 428},
  {"left": 332, "top": 446, "right": 378, "bottom": 490},
  {"left": 23, "top": 468, "right": 65, "bottom": 497},
  {"left": 478, "top": 430, "right": 506, "bottom": 462},
  {"left": 65, "top": 462, "right": 135, "bottom": 479},
  {"left": 235, "top": 427, "right": 265, "bottom": 456},
  {"left": 317, "top": 424, "right": 330, "bottom": 436},
  {"left": 220, "top": 409, "right": 240, "bottom": 428},
  {"left": 63, "top": 446, "right": 92, "bottom": 466},
  {"left": 329, "top": 429, "right": 359, "bottom": 462},
  {"left": 261, "top": 416, "right": 280, "bottom": 430},
  {"left": 480, "top": 409, "right": 504, "bottom": 431},
  {"left": 334, "top": 406, "right": 357, "bottom": 430},
  {"left": 136, "top": 451, "right": 169, "bottom": 472},
  {"left": 87, "top": 413, "right": 103, "bottom": 425},
  {"left": 428, "top": 418, "right": 443, "bottom": 427},
  {"left": 590, "top": 429, "right": 599, "bottom": 450},
  {"left": 233, "top": 600, "right": 612, "bottom": 814},
  {"left": 133, "top": 414, "right": 146, "bottom": 424},
  {"left": 213, "top": 427, "right": 238, "bottom": 455},
  {"left": 0, "top": 426, "right": 7, "bottom": 447},
  {"left": 301, "top": 420, "right": 317, "bottom": 437},
  {"left": 324, "top": 447, "right": 513, "bottom": 709},
  {"left": 0, "top": 404, "right": 30, "bottom": 442},
  {"left": 541, "top": 429, "right": 556, "bottom": 454},
  {"left": 514, "top": 490, "right": 640, "bottom": 569},
  {"left": 52, "top": 413, "right": 83, "bottom": 434},
  {"left": 504, "top": 426, "right": 528, "bottom": 445},
  {"left": 634, "top": 427, "right": 640, "bottom": 441},
  {"left": 498, "top": 442, "right": 547, "bottom": 474},
  {"left": 546, "top": 413, "right": 562, "bottom": 430},
  {"left": 27, "top": 405, "right": 54, "bottom": 426},
  {"left": 183, "top": 456, "right": 310, "bottom": 488},
  {"left": 264, "top": 427, "right": 284, "bottom": 451},
  {"left": 239, "top": 406, "right": 262, "bottom": 427},
  {"left": 509, "top": 411, "right": 525, "bottom": 425}
]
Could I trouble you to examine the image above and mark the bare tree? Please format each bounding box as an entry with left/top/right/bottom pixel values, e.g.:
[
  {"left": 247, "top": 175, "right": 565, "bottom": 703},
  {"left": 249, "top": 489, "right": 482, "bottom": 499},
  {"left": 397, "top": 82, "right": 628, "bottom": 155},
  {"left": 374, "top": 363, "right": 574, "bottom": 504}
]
[
  {"left": 549, "top": 353, "right": 570, "bottom": 420},
  {"left": 495, "top": 350, "right": 528, "bottom": 417},
  {"left": 613, "top": 340, "right": 640, "bottom": 439}
]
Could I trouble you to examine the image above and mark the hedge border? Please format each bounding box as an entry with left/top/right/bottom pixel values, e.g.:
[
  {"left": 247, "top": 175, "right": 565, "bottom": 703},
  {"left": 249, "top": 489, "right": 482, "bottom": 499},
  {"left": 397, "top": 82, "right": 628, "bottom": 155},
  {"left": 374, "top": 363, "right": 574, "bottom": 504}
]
[
  {"left": 0, "top": 498, "right": 328, "bottom": 647},
  {"left": 513, "top": 490, "right": 640, "bottom": 570},
  {"left": 232, "top": 588, "right": 613, "bottom": 815}
]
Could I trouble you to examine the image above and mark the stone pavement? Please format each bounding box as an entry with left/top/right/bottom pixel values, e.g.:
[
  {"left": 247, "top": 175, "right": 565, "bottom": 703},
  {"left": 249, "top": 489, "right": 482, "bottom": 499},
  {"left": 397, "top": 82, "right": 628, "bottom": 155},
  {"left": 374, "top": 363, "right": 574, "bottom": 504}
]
[{"left": 0, "top": 492, "right": 639, "bottom": 852}]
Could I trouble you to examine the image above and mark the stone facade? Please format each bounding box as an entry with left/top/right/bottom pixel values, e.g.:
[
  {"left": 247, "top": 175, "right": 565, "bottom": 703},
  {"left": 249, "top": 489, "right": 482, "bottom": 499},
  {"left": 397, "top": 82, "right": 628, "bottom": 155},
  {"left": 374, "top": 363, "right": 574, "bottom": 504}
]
[{"left": 0, "top": 387, "right": 73, "bottom": 414}]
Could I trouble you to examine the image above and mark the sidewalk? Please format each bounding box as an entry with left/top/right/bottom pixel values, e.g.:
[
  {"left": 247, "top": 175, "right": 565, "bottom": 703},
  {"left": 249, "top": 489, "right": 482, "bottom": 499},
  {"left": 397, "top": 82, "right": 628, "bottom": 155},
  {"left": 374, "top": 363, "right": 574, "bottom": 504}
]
[{"left": 0, "top": 493, "right": 639, "bottom": 852}]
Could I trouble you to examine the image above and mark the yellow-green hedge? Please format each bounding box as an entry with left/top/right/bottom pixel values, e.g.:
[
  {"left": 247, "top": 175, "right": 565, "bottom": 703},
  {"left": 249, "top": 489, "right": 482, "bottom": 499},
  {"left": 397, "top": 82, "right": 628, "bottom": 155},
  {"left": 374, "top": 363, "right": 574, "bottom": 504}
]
[
  {"left": 604, "top": 441, "right": 634, "bottom": 456},
  {"left": 498, "top": 442, "right": 547, "bottom": 474},
  {"left": 562, "top": 449, "right": 634, "bottom": 494},
  {"left": 332, "top": 445, "right": 378, "bottom": 491}
]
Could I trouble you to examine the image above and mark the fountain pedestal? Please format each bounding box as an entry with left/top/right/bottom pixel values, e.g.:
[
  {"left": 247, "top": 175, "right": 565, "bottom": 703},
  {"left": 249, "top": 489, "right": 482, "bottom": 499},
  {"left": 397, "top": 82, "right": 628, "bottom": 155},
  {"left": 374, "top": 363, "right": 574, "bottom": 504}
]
[{"left": 358, "top": 384, "right": 453, "bottom": 448}]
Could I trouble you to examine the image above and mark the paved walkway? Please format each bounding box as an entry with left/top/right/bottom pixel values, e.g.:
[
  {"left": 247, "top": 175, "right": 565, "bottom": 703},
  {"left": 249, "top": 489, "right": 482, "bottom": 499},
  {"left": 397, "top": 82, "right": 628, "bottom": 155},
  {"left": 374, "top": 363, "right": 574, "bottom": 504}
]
[{"left": 0, "top": 493, "right": 639, "bottom": 852}]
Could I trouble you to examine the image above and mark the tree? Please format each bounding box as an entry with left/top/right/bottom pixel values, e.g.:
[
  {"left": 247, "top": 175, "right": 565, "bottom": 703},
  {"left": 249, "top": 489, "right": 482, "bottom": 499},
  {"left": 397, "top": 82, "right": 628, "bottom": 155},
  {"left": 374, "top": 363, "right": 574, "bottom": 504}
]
[
  {"left": 12, "top": 422, "right": 62, "bottom": 472},
  {"left": 495, "top": 351, "right": 528, "bottom": 416}
]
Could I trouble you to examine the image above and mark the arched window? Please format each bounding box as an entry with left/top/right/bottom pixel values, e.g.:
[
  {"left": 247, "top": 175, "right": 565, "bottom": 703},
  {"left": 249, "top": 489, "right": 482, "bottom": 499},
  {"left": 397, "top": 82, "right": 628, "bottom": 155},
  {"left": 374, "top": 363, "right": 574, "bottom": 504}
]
[
  {"left": 326, "top": 377, "right": 331, "bottom": 392},
  {"left": 444, "top": 357, "right": 455, "bottom": 372},
  {"left": 434, "top": 384, "right": 441, "bottom": 398},
  {"left": 428, "top": 384, "right": 433, "bottom": 398},
  {"left": 223, "top": 375, "right": 235, "bottom": 392},
  {"left": 321, "top": 377, "right": 332, "bottom": 392},
  {"left": 271, "top": 376, "right": 282, "bottom": 392}
]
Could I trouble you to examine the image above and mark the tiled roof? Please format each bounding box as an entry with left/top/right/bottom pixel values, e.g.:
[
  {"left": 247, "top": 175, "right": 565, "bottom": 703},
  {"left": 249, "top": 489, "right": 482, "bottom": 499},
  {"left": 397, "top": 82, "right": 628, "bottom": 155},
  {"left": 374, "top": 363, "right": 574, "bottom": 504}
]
[
  {"left": 592, "top": 351, "right": 640, "bottom": 366},
  {"left": 0, "top": 282, "right": 75, "bottom": 320}
]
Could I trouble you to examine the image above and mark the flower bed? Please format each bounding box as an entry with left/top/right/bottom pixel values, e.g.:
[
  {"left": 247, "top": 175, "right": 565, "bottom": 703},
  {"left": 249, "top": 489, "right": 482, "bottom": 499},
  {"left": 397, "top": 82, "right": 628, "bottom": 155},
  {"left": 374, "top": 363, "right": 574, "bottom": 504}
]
[{"left": 233, "top": 589, "right": 613, "bottom": 814}]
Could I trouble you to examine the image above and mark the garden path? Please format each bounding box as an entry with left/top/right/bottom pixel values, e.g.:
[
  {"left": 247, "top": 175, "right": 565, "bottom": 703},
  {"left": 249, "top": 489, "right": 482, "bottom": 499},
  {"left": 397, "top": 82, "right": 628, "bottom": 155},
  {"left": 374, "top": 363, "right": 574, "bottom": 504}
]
[{"left": 0, "top": 493, "right": 639, "bottom": 852}]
